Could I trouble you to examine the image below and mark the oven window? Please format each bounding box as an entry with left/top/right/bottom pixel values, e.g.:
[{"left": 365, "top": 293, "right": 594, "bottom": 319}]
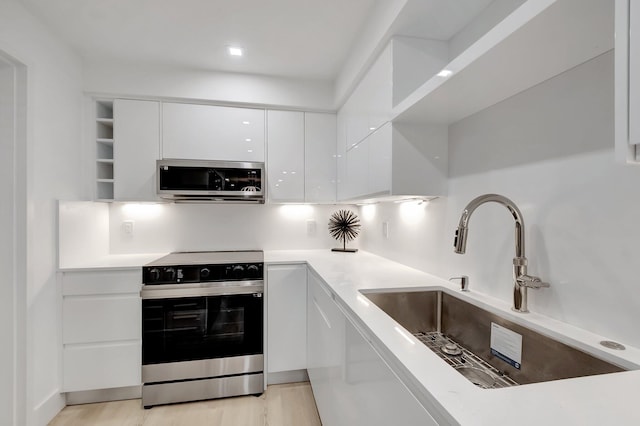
[{"left": 142, "top": 294, "right": 263, "bottom": 365}]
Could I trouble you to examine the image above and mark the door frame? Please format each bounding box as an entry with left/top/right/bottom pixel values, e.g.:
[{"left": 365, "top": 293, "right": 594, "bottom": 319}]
[{"left": 0, "top": 49, "right": 27, "bottom": 426}]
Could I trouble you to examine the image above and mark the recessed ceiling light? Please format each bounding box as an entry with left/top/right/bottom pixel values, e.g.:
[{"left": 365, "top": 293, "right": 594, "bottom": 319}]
[
  {"left": 228, "top": 46, "right": 243, "bottom": 57},
  {"left": 437, "top": 69, "right": 453, "bottom": 78},
  {"left": 242, "top": 121, "right": 250, "bottom": 125},
  {"left": 245, "top": 138, "right": 252, "bottom": 142}
]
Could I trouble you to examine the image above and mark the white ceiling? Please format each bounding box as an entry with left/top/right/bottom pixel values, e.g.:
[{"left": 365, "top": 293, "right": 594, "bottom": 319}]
[{"left": 19, "top": 0, "right": 377, "bottom": 81}]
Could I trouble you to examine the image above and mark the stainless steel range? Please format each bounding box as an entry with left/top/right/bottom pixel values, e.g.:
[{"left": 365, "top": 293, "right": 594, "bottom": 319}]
[{"left": 141, "top": 251, "right": 264, "bottom": 408}]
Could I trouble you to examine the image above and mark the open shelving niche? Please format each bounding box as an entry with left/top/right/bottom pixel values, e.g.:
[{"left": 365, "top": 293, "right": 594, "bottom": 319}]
[
  {"left": 95, "top": 100, "right": 114, "bottom": 201},
  {"left": 390, "top": 0, "right": 613, "bottom": 125}
]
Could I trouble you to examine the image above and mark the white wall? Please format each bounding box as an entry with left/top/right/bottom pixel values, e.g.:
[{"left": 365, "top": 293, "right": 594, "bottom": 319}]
[
  {"left": 0, "top": 1, "right": 84, "bottom": 424},
  {"left": 334, "top": 0, "right": 407, "bottom": 107},
  {"left": 108, "top": 203, "right": 357, "bottom": 254},
  {"left": 360, "top": 50, "right": 640, "bottom": 348},
  {"left": 84, "top": 61, "right": 335, "bottom": 111}
]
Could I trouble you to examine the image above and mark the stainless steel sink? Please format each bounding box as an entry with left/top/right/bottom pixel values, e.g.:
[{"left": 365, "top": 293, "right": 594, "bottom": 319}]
[{"left": 362, "top": 289, "right": 625, "bottom": 387}]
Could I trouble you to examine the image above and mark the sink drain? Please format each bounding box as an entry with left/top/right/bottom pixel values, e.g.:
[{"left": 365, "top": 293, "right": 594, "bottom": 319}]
[
  {"left": 441, "top": 342, "right": 462, "bottom": 356},
  {"left": 455, "top": 366, "right": 497, "bottom": 389}
]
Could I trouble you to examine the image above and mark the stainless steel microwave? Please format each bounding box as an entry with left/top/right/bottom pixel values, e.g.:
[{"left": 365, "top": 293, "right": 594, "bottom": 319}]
[{"left": 157, "top": 159, "right": 265, "bottom": 203}]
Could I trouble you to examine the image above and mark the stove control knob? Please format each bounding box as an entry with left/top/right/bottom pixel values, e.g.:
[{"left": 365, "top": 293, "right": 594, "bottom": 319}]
[
  {"left": 200, "top": 267, "right": 210, "bottom": 279},
  {"left": 163, "top": 267, "right": 176, "bottom": 282},
  {"left": 148, "top": 268, "right": 161, "bottom": 282},
  {"left": 231, "top": 265, "right": 245, "bottom": 278},
  {"left": 246, "top": 264, "right": 260, "bottom": 278}
]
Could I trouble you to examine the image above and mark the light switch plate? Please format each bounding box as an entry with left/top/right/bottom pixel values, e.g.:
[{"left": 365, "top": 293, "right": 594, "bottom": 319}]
[{"left": 382, "top": 221, "right": 389, "bottom": 239}]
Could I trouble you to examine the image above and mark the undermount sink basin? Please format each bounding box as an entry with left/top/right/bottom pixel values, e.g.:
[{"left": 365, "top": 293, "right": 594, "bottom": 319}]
[{"left": 362, "top": 289, "right": 625, "bottom": 388}]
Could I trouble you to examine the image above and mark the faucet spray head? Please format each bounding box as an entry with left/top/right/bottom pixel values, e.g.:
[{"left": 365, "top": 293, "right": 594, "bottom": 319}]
[{"left": 454, "top": 226, "right": 468, "bottom": 254}]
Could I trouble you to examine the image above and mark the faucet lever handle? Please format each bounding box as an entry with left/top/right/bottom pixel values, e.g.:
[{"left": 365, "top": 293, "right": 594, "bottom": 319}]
[
  {"left": 517, "top": 274, "right": 550, "bottom": 289},
  {"left": 449, "top": 275, "right": 469, "bottom": 292}
]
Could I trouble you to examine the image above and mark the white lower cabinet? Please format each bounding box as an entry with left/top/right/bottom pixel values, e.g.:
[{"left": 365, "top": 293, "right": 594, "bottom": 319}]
[
  {"left": 63, "top": 342, "right": 141, "bottom": 392},
  {"left": 307, "top": 269, "right": 437, "bottom": 426},
  {"left": 266, "top": 264, "right": 307, "bottom": 375},
  {"left": 61, "top": 269, "right": 142, "bottom": 392},
  {"left": 307, "top": 269, "right": 346, "bottom": 426}
]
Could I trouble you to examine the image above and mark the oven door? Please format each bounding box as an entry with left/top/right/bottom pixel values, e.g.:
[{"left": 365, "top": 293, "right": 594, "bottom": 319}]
[{"left": 142, "top": 289, "right": 263, "bottom": 365}]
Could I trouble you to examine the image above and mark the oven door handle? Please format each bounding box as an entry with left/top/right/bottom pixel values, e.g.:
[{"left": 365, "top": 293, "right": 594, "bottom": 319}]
[{"left": 141, "top": 283, "right": 264, "bottom": 300}]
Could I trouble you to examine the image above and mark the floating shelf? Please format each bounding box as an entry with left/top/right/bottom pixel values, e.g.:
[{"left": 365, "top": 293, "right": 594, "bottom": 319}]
[{"left": 392, "top": 0, "right": 613, "bottom": 124}]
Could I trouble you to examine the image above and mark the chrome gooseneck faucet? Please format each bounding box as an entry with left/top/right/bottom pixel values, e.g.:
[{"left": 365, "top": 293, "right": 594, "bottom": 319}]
[{"left": 453, "top": 194, "right": 549, "bottom": 313}]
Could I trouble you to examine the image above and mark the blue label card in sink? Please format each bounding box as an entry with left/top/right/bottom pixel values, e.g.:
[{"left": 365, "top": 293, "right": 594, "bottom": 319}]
[{"left": 490, "top": 322, "right": 523, "bottom": 369}]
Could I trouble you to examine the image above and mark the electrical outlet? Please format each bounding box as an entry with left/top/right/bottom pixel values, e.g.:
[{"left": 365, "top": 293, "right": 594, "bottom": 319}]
[
  {"left": 382, "top": 221, "right": 389, "bottom": 239},
  {"left": 123, "top": 220, "right": 134, "bottom": 235}
]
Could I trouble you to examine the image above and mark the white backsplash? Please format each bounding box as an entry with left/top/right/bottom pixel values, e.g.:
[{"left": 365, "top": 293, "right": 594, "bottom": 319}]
[
  {"left": 360, "top": 51, "right": 640, "bottom": 348},
  {"left": 108, "top": 202, "right": 357, "bottom": 253}
]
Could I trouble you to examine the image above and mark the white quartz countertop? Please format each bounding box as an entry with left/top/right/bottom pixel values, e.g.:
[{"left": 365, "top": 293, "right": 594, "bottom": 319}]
[
  {"left": 266, "top": 250, "right": 640, "bottom": 425},
  {"left": 59, "top": 249, "right": 640, "bottom": 424},
  {"left": 58, "top": 252, "right": 169, "bottom": 271}
]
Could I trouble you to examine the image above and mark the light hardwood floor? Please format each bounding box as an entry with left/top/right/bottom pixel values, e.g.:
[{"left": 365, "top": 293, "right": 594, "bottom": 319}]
[{"left": 49, "top": 382, "right": 322, "bottom": 426}]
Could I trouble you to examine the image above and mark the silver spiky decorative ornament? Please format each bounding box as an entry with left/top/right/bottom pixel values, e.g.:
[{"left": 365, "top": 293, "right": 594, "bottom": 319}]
[{"left": 328, "top": 209, "right": 361, "bottom": 252}]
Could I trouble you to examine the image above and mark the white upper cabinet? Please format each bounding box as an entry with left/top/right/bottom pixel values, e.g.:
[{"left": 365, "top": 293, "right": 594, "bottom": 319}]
[
  {"left": 616, "top": 0, "right": 640, "bottom": 163},
  {"left": 342, "top": 43, "right": 393, "bottom": 151},
  {"left": 162, "top": 102, "right": 265, "bottom": 162},
  {"left": 113, "top": 99, "right": 160, "bottom": 201},
  {"left": 340, "top": 122, "right": 447, "bottom": 202},
  {"left": 267, "top": 110, "right": 305, "bottom": 202},
  {"left": 344, "top": 137, "right": 369, "bottom": 200},
  {"left": 337, "top": 37, "right": 448, "bottom": 202},
  {"left": 304, "top": 113, "right": 337, "bottom": 203},
  {"left": 336, "top": 110, "right": 349, "bottom": 202},
  {"left": 267, "top": 110, "right": 337, "bottom": 203}
]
